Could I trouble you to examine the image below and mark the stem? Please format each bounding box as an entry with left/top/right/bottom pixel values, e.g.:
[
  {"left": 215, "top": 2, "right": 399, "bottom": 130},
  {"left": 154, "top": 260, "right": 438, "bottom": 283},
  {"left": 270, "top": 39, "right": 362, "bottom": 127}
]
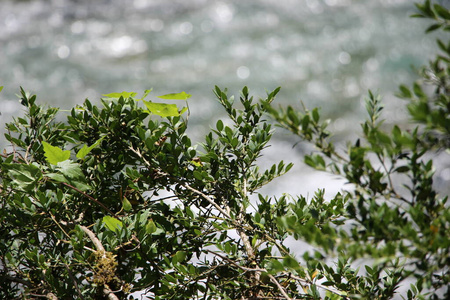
[
  {"left": 79, "top": 226, "right": 119, "bottom": 300},
  {"left": 183, "top": 184, "right": 231, "bottom": 220},
  {"left": 207, "top": 250, "right": 292, "bottom": 300},
  {"left": 286, "top": 272, "right": 345, "bottom": 297},
  {"left": 61, "top": 182, "right": 114, "bottom": 216}
]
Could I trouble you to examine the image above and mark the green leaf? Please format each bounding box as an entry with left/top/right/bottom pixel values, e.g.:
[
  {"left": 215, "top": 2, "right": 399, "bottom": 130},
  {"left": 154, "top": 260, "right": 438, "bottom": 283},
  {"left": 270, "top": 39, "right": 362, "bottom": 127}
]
[
  {"left": 56, "top": 160, "right": 84, "bottom": 179},
  {"left": 102, "top": 91, "right": 137, "bottom": 100},
  {"left": 102, "top": 216, "right": 123, "bottom": 232},
  {"left": 398, "top": 85, "right": 412, "bottom": 98},
  {"left": 173, "top": 251, "right": 187, "bottom": 264},
  {"left": 157, "top": 91, "right": 191, "bottom": 100},
  {"left": 312, "top": 108, "right": 320, "bottom": 123},
  {"left": 434, "top": 4, "right": 450, "bottom": 20},
  {"left": 145, "top": 219, "right": 157, "bottom": 234},
  {"left": 267, "top": 259, "right": 284, "bottom": 274},
  {"left": 4, "top": 163, "right": 42, "bottom": 191},
  {"left": 122, "top": 197, "right": 132, "bottom": 212},
  {"left": 394, "top": 166, "right": 410, "bottom": 173},
  {"left": 426, "top": 23, "right": 442, "bottom": 33},
  {"left": 48, "top": 160, "right": 90, "bottom": 191},
  {"left": 164, "top": 273, "right": 177, "bottom": 283},
  {"left": 46, "top": 173, "right": 67, "bottom": 183},
  {"left": 76, "top": 145, "right": 91, "bottom": 160},
  {"left": 42, "top": 141, "right": 70, "bottom": 165},
  {"left": 76, "top": 136, "right": 106, "bottom": 159},
  {"left": 0, "top": 86, "right": 3, "bottom": 93},
  {"left": 283, "top": 255, "right": 301, "bottom": 270},
  {"left": 179, "top": 106, "right": 189, "bottom": 115},
  {"left": 137, "top": 89, "right": 153, "bottom": 101},
  {"left": 143, "top": 100, "right": 183, "bottom": 117}
]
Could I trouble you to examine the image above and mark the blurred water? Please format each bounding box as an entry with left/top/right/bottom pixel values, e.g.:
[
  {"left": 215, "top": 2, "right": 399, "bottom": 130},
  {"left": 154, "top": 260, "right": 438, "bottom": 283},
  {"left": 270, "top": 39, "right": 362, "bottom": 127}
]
[
  {"left": 1, "top": 0, "right": 448, "bottom": 194},
  {"left": 0, "top": 0, "right": 438, "bottom": 120}
]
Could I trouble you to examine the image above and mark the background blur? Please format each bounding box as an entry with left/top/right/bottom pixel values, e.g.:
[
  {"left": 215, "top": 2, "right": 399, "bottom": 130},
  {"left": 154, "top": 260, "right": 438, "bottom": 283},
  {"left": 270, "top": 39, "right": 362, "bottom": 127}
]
[{"left": 1, "top": 0, "right": 448, "bottom": 195}]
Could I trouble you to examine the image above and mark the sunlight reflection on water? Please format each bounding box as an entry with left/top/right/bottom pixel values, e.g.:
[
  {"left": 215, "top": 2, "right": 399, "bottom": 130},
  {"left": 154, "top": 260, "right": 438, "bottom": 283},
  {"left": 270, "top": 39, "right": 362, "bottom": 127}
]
[{"left": 0, "top": 0, "right": 447, "bottom": 192}]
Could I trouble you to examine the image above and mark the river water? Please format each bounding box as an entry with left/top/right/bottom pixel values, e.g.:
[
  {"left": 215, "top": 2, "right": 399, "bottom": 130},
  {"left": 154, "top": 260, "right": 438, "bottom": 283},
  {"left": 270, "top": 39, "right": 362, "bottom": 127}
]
[{"left": 0, "top": 0, "right": 448, "bottom": 193}]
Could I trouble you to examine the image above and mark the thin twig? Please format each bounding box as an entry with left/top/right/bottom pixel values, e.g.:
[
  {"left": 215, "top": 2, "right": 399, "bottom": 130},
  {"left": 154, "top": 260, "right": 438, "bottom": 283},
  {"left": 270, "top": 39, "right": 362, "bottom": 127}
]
[
  {"left": 268, "top": 274, "right": 292, "bottom": 300},
  {"left": 183, "top": 184, "right": 232, "bottom": 220},
  {"left": 286, "top": 272, "right": 345, "bottom": 296},
  {"left": 61, "top": 182, "right": 114, "bottom": 216},
  {"left": 5, "top": 275, "right": 33, "bottom": 287},
  {"left": 49, "top": 212, "right": 71, "bottom": 239},
  {"left": 207, "top": 250, "right": 292, "bottom": 300},
  {"left": 64, "top": 264, "right": 85, "bottom": 300},
  {"left": 206, "top": 250, "right": 265, "bottom": 273}
]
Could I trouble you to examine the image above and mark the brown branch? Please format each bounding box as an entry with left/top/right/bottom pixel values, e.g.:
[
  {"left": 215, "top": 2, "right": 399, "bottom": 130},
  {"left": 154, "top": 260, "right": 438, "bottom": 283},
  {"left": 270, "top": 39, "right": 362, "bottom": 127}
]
[
  {"left": 46, "top": 293, "right": 58, "bottom": 300},
  {"left": 80, "top": 226, "right": 105, "bottom": 252},
  {"left": 268, "top": 274, "right": 292, "bottom": 300},
  {"left": 206, "top": 250, "right": 291, "bottom": 300},
  {"left": 183, "top": 184, "right": 232, "bottom": 220},
  {"left": 61, "top": 182, "right": 114, "bottom": 216},
  {"left": 64, "top": 264, "right": 85, "bottom": 300},
  {"left": 285, "top": 272, "right": 345, "bottom": 296},
  {"left": 4, "top": 275, "right": 33, "bottom": 287},
  {"left": 79, "top": 226, "right": 119, "bottom": 300},
  {"left": 103, "top": 287, "right": 120, "bottom": 300}
]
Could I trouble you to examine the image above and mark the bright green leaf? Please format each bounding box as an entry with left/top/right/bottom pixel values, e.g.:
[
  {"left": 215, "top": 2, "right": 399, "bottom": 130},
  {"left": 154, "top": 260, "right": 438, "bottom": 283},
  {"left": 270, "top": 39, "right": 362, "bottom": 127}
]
[
  {"left": 42, "top": 141, "right": 70, "bottom": 165},
  {"left": 145, "top": 219, "right": 157, "bottom": 234},
  {"left": 122, "top": 197, "right": 132, "bottom": 212},
  {"left": 137, "top": 88, "right": 153, "bottom": 101},
  {"left": 143, "top": 100, "right": 182, "bottom": 117},
  {"left": 102, "top": 91, "right": 137, "bottom": 100},
  {"left": 173, "top": 251, "right": 187, "bottom": 264},
  {"left": 179, "top": 106, "right": 189, "bottom": 115},
  {"left": 157, "top": 91, "right": 191, "bottom": 100},
  {"left": 76, "top": 145, "right": 90, "bottom": 160},
  {"left": 76, "top": 136, "right": 106, "bottom": 159},
  {"left": 102, "top": 216, "right": 123, "bottom": 232}
]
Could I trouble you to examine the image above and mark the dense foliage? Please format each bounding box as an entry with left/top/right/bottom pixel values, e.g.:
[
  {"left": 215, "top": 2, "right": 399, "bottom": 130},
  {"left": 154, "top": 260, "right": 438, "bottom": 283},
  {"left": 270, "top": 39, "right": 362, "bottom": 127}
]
[{"left": 0, "top": 1, "right": 448, "bottom": 299}]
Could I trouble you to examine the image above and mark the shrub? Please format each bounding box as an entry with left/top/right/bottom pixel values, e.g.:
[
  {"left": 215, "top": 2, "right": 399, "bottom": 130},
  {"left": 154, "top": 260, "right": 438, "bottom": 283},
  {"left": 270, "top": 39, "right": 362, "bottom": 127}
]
[{"left": 0, "top": 1, "right": 448, "bottom": 299}]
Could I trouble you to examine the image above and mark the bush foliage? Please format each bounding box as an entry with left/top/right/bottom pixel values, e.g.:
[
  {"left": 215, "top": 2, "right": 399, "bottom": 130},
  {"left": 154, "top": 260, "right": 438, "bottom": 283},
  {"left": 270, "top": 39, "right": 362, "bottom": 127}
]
[{"left": 0, "top": 1, "right": 448, "bottom": 299}]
